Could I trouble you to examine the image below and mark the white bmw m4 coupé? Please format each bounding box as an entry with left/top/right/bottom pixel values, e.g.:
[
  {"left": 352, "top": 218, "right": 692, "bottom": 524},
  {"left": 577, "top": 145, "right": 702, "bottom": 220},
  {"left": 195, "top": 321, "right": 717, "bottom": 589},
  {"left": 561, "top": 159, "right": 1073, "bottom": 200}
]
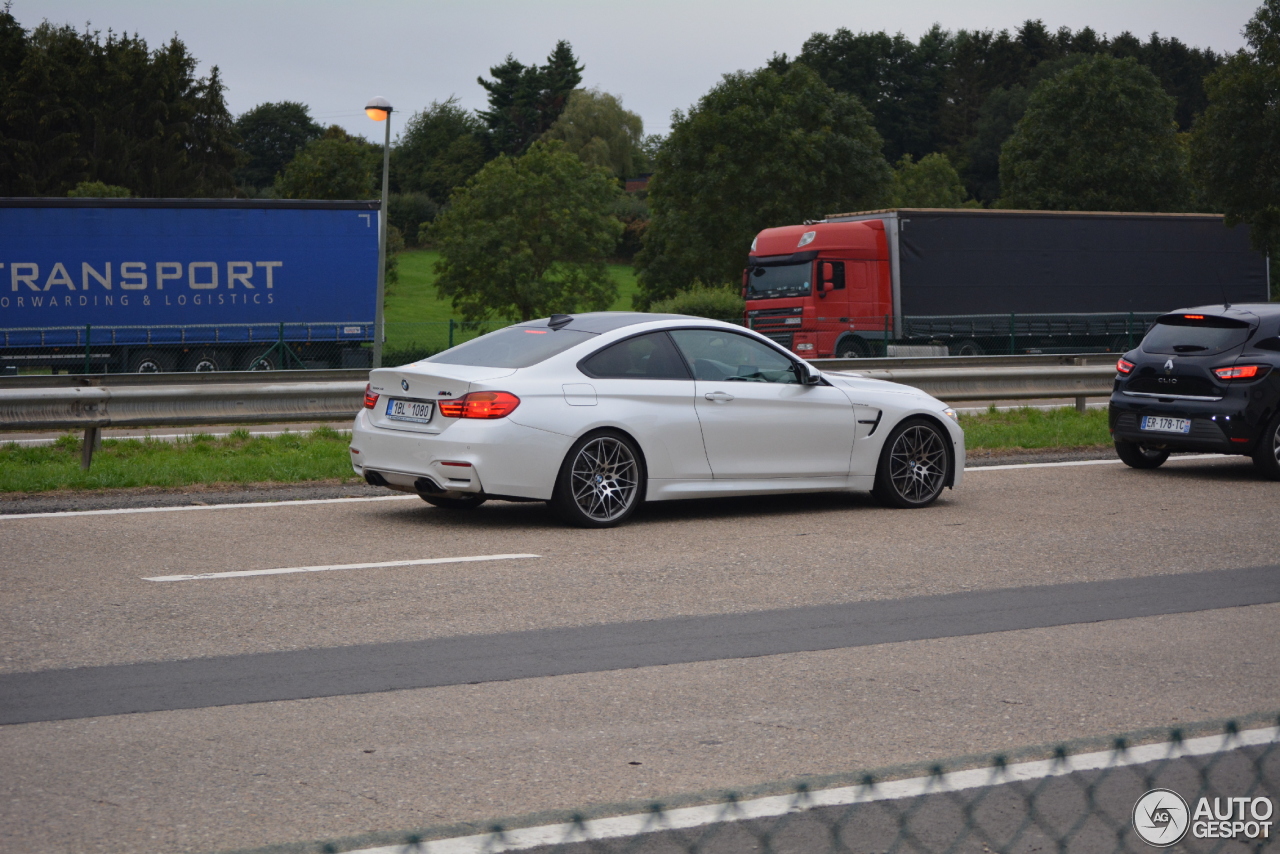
[{"left": 351, "top": 313, "right": 964, "bottom": 527}]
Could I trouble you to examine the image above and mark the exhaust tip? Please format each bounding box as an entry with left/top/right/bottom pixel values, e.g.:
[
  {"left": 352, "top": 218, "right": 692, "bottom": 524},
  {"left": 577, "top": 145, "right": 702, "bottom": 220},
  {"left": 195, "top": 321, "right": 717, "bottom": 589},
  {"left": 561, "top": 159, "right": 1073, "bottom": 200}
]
[
  {"left": 364, "top": 470, "right": 388, "bottom": 487},
  {"left": 414, "top": 477, "right": 445, "bottom": 495}
]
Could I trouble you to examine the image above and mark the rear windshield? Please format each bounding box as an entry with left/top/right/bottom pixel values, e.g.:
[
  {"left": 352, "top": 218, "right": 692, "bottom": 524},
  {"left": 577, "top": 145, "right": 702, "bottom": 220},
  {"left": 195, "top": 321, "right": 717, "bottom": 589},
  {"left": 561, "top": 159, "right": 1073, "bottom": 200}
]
[
  {"left": 1141, "top": 315, "right": 1252, "bottom": 356},
  {"left": 427, "top": 326, "right": 594, "bottom": 368}
]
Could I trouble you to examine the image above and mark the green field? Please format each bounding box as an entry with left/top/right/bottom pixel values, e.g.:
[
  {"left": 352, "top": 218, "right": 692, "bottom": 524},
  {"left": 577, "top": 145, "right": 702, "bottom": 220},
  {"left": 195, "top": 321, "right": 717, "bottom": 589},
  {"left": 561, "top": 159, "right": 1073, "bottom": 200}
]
[
  {"left": 383, "top": 250, "right": 640, "bottom": 358},
  {"left": 1, "top": 407, "right": 1111, "bottom": 493}
]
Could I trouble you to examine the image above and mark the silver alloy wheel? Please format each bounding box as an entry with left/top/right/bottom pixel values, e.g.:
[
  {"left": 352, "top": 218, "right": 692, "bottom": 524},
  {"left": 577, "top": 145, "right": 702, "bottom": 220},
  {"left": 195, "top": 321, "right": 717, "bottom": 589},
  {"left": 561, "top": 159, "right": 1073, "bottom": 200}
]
[
  {"left": 887, "top": 423, "right": 947, "bottom": 503},
  {"left": 1272, "top": 420, "right": 1280, "bottom": 467},
  {"left": 570, "top": 436, "right": 639, "bottom": 523}
]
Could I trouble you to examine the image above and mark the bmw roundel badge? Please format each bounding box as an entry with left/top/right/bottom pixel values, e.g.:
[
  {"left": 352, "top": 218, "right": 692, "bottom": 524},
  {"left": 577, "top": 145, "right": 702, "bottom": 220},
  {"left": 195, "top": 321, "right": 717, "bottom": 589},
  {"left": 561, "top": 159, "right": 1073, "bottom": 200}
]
[{"left": 401, "top": 379, "right": 409, "bottom": 391}]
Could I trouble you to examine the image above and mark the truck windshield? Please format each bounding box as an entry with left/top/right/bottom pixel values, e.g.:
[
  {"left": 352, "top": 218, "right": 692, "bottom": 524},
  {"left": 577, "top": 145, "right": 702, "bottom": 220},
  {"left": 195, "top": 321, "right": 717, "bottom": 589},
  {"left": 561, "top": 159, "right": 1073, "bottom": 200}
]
[
  {"left": 427, "top": 326, "right": 594, "bottom": 368},
  {"left": 747, "top": 263, "right": 811, "bottom": 299}
]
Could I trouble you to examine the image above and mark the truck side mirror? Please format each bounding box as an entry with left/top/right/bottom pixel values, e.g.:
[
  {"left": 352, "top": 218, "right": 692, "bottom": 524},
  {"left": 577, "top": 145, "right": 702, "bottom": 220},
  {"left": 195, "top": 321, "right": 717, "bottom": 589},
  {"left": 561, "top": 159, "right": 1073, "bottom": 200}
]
[{"left": 822, "top": 262, "right": 834, "bottom": 284}]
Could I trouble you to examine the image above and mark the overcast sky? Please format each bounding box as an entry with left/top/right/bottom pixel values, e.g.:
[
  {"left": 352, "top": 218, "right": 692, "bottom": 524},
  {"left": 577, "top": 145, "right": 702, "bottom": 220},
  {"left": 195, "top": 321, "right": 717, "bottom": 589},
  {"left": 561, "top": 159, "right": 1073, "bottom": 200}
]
[{"left": 14, "top": 1, "right": 1261, "bottom": 142}]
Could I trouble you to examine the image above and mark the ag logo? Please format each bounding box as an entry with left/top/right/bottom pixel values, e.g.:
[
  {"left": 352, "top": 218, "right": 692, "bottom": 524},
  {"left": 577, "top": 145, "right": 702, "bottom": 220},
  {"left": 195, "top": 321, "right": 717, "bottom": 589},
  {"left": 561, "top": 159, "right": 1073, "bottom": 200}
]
[{"left": 1133, "top": 788, "right": 1190, "bottom": 846}]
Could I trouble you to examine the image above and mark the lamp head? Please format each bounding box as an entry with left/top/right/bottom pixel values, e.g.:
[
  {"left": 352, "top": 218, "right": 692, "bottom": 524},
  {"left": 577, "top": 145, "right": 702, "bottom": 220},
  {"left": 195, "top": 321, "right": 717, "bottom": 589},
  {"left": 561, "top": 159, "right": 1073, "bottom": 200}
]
[{"left": 365, "top": 96, "right": 392, "bottom": 121}]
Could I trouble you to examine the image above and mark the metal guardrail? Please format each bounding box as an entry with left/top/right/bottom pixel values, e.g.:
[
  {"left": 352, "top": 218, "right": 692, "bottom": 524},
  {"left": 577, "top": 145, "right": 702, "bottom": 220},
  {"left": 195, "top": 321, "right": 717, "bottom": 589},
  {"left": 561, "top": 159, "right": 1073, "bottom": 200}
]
[
  {"left": 0, "top": 380, "right": 365, "bottom": 469},
  {"left": 835, "top": 365, "right": 1116, "bottom": 402},
  {"left": 0, "top": 355, "right": 1122, "bottom": 469}
]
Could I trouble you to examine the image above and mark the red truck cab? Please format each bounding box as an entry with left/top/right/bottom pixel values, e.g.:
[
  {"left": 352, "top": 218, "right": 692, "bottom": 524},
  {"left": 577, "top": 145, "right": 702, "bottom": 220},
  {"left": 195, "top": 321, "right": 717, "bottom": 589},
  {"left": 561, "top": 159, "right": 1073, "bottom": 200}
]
[{"left": 744, "top": 219, "right": 893, "bottom": 358}]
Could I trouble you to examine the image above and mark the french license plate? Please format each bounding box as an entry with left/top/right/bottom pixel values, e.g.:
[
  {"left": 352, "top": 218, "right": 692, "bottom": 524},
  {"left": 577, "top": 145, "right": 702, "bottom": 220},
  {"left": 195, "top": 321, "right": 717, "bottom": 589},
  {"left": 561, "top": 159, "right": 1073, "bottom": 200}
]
[
  {"left": 385, "top": 398, "right": 434, "bottom": 423},
  {"left": 1141, "top": 415, "right": 1191, "bottom": 434}
]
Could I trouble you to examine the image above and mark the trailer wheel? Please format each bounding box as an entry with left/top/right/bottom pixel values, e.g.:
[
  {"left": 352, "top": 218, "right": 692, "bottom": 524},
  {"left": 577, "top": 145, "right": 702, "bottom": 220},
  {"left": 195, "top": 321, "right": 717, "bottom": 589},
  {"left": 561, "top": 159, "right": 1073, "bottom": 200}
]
[
  {"left": 1109, "top": 336, "right": 1134, "bottom": 354},
  {"left": 128, "top": 350, "right": 176, "bottom": 373},
  {"left": 182, "top": 348, "right": 228, "bottom": 372},
  {"left": 835, "top": 336, "right": 870, "bottom": 358},
  {"left": 241, "top": 351, "right": 277, "bottom": 371},
  {"left": 950, "top": 339, "right": 985, "bottom": 357}
]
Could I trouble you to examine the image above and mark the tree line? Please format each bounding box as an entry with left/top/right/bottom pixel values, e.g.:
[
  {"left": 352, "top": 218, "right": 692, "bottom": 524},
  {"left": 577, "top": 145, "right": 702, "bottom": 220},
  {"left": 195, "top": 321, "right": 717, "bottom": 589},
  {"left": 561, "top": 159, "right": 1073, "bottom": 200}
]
[{"left": 1, "top": 3, "right": 1276, "bottom": 320}]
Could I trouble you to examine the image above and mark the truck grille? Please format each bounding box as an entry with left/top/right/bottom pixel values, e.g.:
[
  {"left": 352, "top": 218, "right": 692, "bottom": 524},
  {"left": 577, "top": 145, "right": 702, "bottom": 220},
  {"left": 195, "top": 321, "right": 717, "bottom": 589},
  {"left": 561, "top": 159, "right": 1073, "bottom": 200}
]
[
  {"left": 748, "top": 307, "right": 803, "bottom": 330},
  {"left": 760, "top": 332, "right": 794, "bottom": 349}
]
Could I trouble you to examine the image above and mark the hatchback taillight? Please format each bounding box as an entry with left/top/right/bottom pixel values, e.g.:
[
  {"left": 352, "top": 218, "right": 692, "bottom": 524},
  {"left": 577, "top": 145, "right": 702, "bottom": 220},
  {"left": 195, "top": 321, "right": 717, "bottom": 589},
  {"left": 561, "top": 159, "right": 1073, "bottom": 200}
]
[
  {"left": 1116, "top": 358, "right": 1135, "bottom": 375},
  {"left": 1213, "top": 364, "right": 1269, "bottom": 381},
  {"left": 438, "top": 391, "right": 520, "bottom": 419},
  {"left": 363, "top": 383, "right": 379, "bottom": 408}
]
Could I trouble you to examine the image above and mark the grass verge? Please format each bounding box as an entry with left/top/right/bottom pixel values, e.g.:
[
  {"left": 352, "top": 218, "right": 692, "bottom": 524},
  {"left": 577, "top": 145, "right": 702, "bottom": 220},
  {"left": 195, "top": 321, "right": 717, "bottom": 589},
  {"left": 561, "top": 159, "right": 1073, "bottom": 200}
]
[
  {"left": 0, "top": 408, "right": 1111, "bottom": 494},
  {"left": 958, "top": 405, "right": 1110, "bottom": 450},
  {"left": 0, "top": 428, "right": 356, "bottom": 493}
]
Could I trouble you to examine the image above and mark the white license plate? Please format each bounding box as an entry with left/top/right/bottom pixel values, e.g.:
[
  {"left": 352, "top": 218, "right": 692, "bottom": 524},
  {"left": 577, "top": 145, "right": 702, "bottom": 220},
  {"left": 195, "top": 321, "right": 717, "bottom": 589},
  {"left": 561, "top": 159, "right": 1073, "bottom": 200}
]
[
  {"left": 385, "top": 398, "right": 434, "bottom": 423},
  {"left": 1141, "top": 415, "right": 1191, "bottom": 434}
]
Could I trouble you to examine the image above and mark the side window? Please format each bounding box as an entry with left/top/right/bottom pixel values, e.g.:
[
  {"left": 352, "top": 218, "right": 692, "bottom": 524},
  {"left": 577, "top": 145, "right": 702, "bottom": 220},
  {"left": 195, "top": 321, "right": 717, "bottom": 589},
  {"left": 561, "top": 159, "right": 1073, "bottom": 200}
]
[
  {"left": 579, "top": 331, "right": 691, "bottom": 379},
  {"left": 668, "top": 329, "right": 799, "bottom": 384}
]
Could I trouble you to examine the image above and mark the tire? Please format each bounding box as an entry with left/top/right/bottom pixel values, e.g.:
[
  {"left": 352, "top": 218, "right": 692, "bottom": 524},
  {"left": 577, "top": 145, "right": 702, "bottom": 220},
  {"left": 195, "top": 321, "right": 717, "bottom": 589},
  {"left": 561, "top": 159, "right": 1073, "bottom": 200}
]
[
  {"left": 551, "top": 430, "right": 645, "bottom": 527},
  {"left": 1252, "top": 411, "right": 1280, "bottom": 481},
  {"left": 240, "top": 350, "right": 277, "bottom": 371},
  {"left": 182, "top": 348, "right": 227, "bottom": 372},
  {"left": 872, "top": 418, "right": 951, "bottom": 508},
  {"left": 1114, "top": 439, "right": 1170, "bottom": 469},
  {"left": 950, "top": 339, "right": 984, "bottom": 357},
  {"left": 835, "top": 336, "right": 869, "bottom": 359},
  {"left": 420, "top": 494, "right": 488, "bottom": 509},
  {"left": 128, "top": 349, "right": 176, "bottom": 373}
]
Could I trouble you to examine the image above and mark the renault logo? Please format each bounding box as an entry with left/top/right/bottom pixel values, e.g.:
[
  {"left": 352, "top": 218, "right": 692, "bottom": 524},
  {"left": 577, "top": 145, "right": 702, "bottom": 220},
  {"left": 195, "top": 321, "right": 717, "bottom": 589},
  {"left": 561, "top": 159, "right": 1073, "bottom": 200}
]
[
  {"left": 1164, "top": 359, "right": 1174, "bottom": 375},
  {"left": 401, "top": 379, "right": 409, "bottom": 391}
]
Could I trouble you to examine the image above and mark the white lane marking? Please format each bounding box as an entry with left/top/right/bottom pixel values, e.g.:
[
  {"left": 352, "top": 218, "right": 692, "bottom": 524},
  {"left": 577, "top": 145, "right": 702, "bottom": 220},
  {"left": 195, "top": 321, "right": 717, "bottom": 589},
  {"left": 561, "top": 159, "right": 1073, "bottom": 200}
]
[
  {"left": 143, "top": 553, "right": 541, "bottom": 582},
  {"left": 347, "top": 726, "right": 1280, "bottom": 854},
  {"left": 966, "top": 453, "right": 1222, "bottom": 472},
  {"left": 0, "top": 494, "right": 419, "bottom": 521}
]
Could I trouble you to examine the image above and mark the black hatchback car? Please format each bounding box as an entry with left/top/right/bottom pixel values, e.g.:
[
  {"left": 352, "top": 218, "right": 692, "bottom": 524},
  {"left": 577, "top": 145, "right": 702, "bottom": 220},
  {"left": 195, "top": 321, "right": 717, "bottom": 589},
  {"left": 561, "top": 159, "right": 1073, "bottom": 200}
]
[{"left": 1109, "top": 304, "right": 1280, "bottom": 478}]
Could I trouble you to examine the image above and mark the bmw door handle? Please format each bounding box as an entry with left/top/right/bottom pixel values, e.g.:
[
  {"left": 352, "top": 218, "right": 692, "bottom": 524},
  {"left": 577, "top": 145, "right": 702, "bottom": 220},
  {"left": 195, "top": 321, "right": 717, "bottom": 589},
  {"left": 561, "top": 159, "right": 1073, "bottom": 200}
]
[{"left": 704, "top": 391, "right": 734, "bottom": 402}]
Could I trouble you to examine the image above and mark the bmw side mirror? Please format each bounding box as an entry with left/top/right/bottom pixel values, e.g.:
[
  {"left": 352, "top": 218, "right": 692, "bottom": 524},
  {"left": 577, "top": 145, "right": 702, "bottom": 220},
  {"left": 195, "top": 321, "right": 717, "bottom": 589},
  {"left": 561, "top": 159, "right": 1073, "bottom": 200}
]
[{"left": 799, "top": 362, "right": 821, "bottom": 385}]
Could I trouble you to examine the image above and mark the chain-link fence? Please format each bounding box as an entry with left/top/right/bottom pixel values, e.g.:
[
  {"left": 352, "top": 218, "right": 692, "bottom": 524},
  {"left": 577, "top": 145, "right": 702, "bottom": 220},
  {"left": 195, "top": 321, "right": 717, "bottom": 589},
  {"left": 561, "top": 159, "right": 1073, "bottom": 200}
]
[
  {"left": 1, "top": 313, "right": 1166, "bottom": 376},
  {"left": 235, "top": 715, "right": 1279, "bottom": 854}
]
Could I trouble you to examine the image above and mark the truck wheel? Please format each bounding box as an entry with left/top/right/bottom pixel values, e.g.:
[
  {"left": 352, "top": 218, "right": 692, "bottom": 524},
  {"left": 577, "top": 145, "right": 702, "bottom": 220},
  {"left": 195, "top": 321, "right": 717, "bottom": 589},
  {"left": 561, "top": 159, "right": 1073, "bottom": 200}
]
[
  {"left": 872, "top": 418, "right": 951, "bottom": 508},
  {"left": 241, "top": 351, "right": 277, "bottom": 371},
  {"left": 1251, "top": 411, "right": 1280, "bottom": 481},
  {"left": 128, "top": 350, "right": 176, "bottom": 373},
  {"left": 835, "top": 336, "right": 869, "bottom": 358},
  {"left": 950, "top": 339, "right": 985, "bottom": 357},
  {"left": 182, "top": 348, "right": 227, "bottom": 372},
  {"left": 1114, "top": 440, "right": 1169, "bottom": 469},
  {"left": 1110, "top": 336, "right": 1134, "bottom": 353}
]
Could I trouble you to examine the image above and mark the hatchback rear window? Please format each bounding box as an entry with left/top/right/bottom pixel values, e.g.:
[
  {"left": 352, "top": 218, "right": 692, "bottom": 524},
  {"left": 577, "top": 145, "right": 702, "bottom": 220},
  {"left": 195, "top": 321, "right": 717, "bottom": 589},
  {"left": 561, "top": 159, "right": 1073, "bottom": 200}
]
[
  {"left": 427, "top": 327, "right": 595, "bottom": 368},
  {"left": 1142, "top": 314, "right": 1252, "bottom": 356}
]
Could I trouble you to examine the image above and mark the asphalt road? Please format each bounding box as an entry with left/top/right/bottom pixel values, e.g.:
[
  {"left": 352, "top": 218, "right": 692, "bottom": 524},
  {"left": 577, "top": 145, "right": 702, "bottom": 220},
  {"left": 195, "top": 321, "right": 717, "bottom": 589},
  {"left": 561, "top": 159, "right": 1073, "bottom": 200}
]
[{"left": 2, "top": 454, "right": 1279, "bottom": 853}]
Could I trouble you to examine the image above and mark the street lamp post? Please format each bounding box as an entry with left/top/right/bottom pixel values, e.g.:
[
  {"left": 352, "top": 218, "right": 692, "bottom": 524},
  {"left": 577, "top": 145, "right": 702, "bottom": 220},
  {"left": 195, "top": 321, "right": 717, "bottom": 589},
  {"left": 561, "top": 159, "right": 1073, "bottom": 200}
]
[{"left": 366, "top": 96, "right": 393, "bottom": 368}]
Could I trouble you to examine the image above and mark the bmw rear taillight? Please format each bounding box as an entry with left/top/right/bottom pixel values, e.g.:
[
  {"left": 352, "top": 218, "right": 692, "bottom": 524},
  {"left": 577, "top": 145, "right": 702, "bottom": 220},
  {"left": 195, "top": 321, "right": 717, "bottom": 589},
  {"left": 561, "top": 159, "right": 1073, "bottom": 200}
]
[
  {"left": 438, "top": 391, "right": 520, "bottom": 419},
  {"left": 363, "top": 383, "right": 379, "bottom": 408},
  {"left": 1213, "top": 364, "right": 1269, "bottom": 381},
  {"left": 1116, "top": 358, "right": 1135, "bottom": 374}
]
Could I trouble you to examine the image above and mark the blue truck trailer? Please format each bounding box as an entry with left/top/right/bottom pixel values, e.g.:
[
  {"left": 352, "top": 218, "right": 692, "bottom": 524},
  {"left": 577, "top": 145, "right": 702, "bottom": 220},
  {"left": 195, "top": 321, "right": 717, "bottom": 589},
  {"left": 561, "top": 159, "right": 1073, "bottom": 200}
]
[{"left": 0, "top": 198, "right": 379, "bottom": 373}]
